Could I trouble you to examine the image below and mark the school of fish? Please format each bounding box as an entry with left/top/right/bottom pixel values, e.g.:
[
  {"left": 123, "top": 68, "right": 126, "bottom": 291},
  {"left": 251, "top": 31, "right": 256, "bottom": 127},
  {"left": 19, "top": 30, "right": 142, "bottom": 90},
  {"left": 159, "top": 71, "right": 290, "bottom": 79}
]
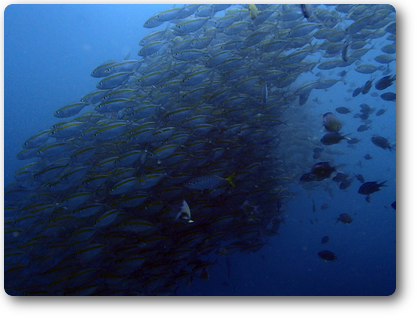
[{"left": 5, "top": 4, "right": 396, "bottom": 294}]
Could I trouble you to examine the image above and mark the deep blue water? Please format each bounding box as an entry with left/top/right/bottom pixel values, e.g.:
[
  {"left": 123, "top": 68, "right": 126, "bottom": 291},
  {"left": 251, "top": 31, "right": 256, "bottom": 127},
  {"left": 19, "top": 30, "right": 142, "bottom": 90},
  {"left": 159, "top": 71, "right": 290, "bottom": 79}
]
[{"left": 4, "top": 4, "right": 396, "bottom": 296}]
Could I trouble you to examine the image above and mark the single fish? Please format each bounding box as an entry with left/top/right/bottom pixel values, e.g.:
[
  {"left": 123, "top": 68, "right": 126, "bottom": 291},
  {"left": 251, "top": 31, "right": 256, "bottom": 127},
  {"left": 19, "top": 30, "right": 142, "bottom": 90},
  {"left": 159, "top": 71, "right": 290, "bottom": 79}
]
[{"left": 175, "top": 199, "right": 193, "bottom": 223}]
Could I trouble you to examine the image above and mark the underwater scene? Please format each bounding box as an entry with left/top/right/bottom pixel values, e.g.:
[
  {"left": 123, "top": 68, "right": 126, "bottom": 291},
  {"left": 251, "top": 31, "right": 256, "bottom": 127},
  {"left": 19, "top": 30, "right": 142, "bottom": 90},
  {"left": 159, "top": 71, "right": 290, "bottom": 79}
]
[{"left": 4, "top": 4, "right": 396, "bottom": 296}]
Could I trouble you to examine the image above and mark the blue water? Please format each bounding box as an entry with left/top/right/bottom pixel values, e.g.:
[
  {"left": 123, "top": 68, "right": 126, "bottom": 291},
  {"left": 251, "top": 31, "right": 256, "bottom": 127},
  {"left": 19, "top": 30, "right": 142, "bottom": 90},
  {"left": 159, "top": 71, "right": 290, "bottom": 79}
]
[{"left": 4, "top": 4, "right": 396, "bottom": 296}]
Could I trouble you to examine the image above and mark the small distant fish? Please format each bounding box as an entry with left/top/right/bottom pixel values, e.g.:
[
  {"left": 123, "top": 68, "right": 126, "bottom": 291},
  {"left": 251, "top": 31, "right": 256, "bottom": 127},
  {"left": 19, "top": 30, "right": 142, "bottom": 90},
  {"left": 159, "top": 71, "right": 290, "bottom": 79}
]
[
  {"left": 364, "top": 154, "right": 373, "bottom": 160},
  {"left": 352, "top": 87, "right": 362, "bottom": 97},
  {"left": 262, "top": 79, "right": 268, "bottom": 104},
  {"left": 321, "top": 236, "right": 330, "bottom": 244},
  {"left": 332, "top": 172, "right": 348, "bottom": 182},
  {"left": 318, "top": 250, "right": 337, "bottom": 261},
  {"left": 321, "top": 203, "right": 329, "bottom": 210},
  {"left": 335, "top": 107, "right": 351, "bottom": 114},
  {"left": 339, "top": 178, "right": 353, "bottom": 189},
  {"left": 335, "top": 213, "right": 353, "bottom": 224},
  {"left": 376, "top": 108, "right": 387, "bottom": 116},
  {"left": 354, "top": 173, "right": 365, "bottom": 183},
  {"left": 391, "top": 201, "right": 396, "bottom": 210},
  {"left": 360, "top": 103, "right": 373, "bottom": 113},
  {"left": 313, "top": 147, "right": 324, "bottom": 159},
  {"left": 338, "top": 70, "right": 347, "bottom": 77},
  {"left": 357, "top": 124, "right": 371, "bottom": 132}
]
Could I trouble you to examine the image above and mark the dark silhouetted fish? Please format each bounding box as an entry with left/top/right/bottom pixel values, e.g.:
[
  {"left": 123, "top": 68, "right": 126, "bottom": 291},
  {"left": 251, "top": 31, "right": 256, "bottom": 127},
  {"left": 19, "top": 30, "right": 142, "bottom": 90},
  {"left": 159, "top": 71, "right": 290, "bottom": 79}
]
[
  {"left": 354, "top": 173, "right": 365, "bottom": 183},
  {"left": 380, "top": 92, "right": 396, "bottom": 101},
  {"left": 335, "top": 107, "right": 351, "bottom": 114},
  {"left": 352, "top": 87, "right": 362, "bottom": 97},
  {"left": 339, "top": 178, "right": 353, "bottom": 189},
  {"left": 321, "top": 132, "right": 350, "bottom": 145},
  {"left": 321, "top": 236, "right": 330, "bottom": 244},
  {"left": 318, "top": 250, "right": 337, "bottom": 261},
  {"left": 359, "top": 181, "right": 387, "bottom": 195},
  {"left": 364, "top": 154, "right": 373, "bottom": 160},
  {"left": 375, "top": 75, "right": 396, "bottom": 90},
  {"left": 335, "top": 213, "right": 353, "bottom": 224},
  {"left": 371, "top": 136, "right": 395, "bottom": 151}
]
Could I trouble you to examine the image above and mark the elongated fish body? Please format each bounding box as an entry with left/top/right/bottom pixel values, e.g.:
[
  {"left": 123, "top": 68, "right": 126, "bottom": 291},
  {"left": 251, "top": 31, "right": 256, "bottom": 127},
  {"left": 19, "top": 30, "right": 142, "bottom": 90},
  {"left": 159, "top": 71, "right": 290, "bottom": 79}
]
[{"left": 186, "top": 173, "right": 235, "bottom": 190}]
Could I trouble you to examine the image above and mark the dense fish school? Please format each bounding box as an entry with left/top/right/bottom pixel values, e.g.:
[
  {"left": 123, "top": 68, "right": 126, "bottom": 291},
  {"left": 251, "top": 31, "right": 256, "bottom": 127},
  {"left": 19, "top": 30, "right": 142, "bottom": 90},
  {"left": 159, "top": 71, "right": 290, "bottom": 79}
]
[{"left": 5, "top": 4, "right": 396, "bottom": 295}]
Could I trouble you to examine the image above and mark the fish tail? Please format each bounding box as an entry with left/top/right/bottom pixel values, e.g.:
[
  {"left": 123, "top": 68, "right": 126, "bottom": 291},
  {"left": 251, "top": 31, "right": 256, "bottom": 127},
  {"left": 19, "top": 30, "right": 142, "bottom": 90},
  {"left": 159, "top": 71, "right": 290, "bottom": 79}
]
[
  {"left": 225, "top": 173, "right": 235, "bottom": 187},
  {"left": 379, "top": 180, "right": 388, "bottom": 187}
]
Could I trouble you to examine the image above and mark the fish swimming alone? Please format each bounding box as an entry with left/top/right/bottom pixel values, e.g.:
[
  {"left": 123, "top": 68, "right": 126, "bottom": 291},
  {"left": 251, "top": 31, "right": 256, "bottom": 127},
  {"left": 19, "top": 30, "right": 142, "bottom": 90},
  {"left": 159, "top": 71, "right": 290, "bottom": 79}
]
[
  {"left": 185, "top": 173, "right": 235, "bottom": 191},
  {"left": 359, "top": 181, "right": 387, "bottom": 195},
  {"left": 371, "top": 136, "right": 395, "bottom": 152},
  {"left": 358, "top": 181, "right": 387, "bottom": 202},
  {"left": 335, "top": 213, "right": 353, "bottom": 224},
  {"left": 318, "top": 250, "right": 337, "bottom": 261},
  {"left": 175, "top": 199, "right": 193, "bottom": 223}
]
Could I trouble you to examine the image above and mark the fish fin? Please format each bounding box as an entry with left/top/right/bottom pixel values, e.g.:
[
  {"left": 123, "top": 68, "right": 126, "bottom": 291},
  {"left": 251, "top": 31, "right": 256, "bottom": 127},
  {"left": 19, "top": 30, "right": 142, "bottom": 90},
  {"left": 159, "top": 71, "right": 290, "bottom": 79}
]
[
  {"left": 343, "top": 133, "right": 352, "bottom": 140},
  {"left": 225, "top": 173, "right": 235, "bottom": 187},
  {"left": 379, "top": 180, "right": 388, "bottom": 187}
]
